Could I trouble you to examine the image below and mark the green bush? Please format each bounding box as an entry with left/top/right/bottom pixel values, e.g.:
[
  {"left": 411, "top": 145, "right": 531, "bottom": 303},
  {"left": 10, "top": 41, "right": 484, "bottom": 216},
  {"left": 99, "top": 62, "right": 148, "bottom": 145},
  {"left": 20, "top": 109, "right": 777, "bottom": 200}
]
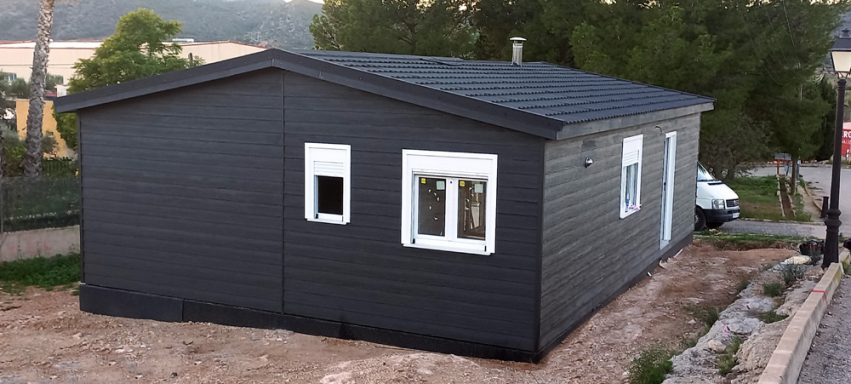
[
  {"left": 762, "top": 282, "right": 784, "bottom": 297},
  {"left": 717, "top": 336, "right": 742, "bottom": 375},
  {"left": 0, "top": 253, "right": 80, "bottom": 294},
  {"left": 758, "top": 310, "right": 788, "bottom": 324},
  {"left": 628, "top": 347, "right": 674, "bottom": 384},
  {"left": 686, "top": 305, "right": 720, "bottom": 328},
  {"left": 780, "top": 264, "right": 806, "bottom": 287}
]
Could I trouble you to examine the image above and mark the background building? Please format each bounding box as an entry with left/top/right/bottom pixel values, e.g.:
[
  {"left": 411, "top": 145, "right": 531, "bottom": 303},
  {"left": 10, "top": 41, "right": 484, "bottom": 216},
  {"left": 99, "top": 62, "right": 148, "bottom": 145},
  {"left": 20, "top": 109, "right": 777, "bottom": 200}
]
[{"left": 0, "top": 40, "right": 266, "bottom": 82}]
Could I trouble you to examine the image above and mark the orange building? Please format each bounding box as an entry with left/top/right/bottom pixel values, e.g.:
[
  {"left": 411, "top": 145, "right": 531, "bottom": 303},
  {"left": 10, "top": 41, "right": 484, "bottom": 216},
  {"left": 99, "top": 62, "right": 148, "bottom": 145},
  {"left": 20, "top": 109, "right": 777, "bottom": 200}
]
[{"left": 15, "top": 98, "right": 73, "bottom": 158}]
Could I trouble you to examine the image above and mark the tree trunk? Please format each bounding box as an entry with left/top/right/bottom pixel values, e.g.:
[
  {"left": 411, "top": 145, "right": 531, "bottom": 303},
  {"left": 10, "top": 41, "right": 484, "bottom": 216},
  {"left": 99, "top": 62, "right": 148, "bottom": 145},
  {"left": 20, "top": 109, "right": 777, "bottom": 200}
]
[
  {"left": 23, "top": 0, "right": 55, "bottom": 178},
  {"left": 0, "top": 128, "right": 4, "bottom": 179},
  {"left": 790, "top": 154, "right": 798, "bottom": 196}
]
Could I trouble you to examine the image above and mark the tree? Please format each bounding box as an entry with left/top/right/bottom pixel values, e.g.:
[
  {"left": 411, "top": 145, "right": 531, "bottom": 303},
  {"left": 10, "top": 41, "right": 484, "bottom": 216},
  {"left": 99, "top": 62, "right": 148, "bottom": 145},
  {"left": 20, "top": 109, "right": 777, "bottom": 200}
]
[
  {"left": 68, "top": 9, "right": 198, "bottom": 92},
  {"left": 23, "top": 0, "right": 55, "bottom": 178},
  {"left": 812, "top": 77, "right": 837, "bottom": 161},
  {"left": 309, "top": 0, "right": 476, "bottom": 57},
  {"left": 56, "top": 8, "right": 200, "bottom": 151},
  {"left": 567, "top": 0, "right": 846, "bottom": 179}
]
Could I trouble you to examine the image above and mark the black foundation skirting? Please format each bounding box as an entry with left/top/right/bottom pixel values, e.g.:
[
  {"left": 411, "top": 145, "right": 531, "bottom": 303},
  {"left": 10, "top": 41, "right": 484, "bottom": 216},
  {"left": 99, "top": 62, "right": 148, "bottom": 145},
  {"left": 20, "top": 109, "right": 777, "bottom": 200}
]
[
  {"left": 78, "top": 235, "right": 692, "bottom": 364},
  {"left": 79, "top": 284, "right": 541, "bottom": 362}
]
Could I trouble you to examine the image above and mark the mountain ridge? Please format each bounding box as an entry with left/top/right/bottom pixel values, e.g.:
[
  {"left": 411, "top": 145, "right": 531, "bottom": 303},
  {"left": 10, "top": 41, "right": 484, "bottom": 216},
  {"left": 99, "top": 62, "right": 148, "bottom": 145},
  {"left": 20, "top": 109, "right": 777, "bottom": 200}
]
[{"left": 0, "top": 0, "right": 321, "bottom": 49}]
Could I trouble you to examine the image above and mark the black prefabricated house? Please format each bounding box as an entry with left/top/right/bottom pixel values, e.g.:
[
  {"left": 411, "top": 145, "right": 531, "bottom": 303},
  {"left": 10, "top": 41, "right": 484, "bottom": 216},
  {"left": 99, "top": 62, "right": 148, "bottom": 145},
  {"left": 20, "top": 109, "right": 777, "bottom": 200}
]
[{"left": 56, "top": 48, "right": 714, "bottom": 361}]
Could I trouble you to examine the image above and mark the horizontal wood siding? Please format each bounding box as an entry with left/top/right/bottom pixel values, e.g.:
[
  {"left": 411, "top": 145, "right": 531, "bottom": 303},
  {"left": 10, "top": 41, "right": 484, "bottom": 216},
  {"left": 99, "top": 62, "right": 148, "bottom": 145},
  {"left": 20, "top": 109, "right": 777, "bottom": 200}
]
[
  {"left": 282, "top": 73, "right": 543, "bottom": 351},
  {"left": 539, "top": 115, "right": 700, "bottom": 347},
  {"left": 79, "top": 70, "right": 284, "bottom": 313}
]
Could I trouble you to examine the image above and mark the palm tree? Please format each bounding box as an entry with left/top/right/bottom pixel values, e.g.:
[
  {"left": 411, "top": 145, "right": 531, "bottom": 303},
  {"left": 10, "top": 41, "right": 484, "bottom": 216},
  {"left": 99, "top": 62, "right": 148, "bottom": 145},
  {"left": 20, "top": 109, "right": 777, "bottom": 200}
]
[{"left": 23, "top": 0, "right": 55, "bottom": 177}]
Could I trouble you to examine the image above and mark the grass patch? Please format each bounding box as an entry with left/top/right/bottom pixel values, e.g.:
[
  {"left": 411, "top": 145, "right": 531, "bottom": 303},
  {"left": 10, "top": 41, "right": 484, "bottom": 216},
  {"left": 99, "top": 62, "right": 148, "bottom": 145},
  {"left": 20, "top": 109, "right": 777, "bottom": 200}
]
[
  {"left": 724, "top": 176, "right": 783, "bottom": 221},
  {"left": 762, "top": 282, "right": 784, "bottom": 297},
  {"left": 686, "top": 305, "right": 720, "bottom": 328},
  {"left": 758, "top": 310, "right": 788, "bottom": 324},
  {"left": 717, "top": 336, "right": 742, "bottom": 375},
  {"left": 792, "top": 192, "right": 812, "bottom": 222},
  {"left": 628, "top": 346, "right": 674, "bottom": 384},
  {"left": 695, "top": 232, "right": 807, "bottom": 251},
  {"left": 0, "top": 253, "right": 80, "bottom": 294}
]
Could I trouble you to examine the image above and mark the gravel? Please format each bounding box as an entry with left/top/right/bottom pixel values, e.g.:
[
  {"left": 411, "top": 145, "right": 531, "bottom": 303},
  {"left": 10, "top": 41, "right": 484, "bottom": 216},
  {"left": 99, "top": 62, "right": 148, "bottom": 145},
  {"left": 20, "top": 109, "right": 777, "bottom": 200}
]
[{"left": 798, "top": 275, "right": 851, "bottom": 384}]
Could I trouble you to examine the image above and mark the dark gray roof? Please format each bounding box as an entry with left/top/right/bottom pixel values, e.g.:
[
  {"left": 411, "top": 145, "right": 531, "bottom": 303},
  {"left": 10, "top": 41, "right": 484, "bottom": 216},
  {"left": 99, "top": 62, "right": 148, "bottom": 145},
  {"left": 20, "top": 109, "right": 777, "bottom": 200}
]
[{"left": 56, "top": 49, "right": 713, "bottom": 140}]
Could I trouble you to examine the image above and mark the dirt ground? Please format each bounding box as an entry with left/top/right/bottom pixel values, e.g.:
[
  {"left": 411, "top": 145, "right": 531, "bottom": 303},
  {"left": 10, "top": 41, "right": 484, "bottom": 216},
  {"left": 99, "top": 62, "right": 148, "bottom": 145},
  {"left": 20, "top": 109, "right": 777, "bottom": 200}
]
[{"left": 0, "top": 244, "right": 795, "bottom": 384}]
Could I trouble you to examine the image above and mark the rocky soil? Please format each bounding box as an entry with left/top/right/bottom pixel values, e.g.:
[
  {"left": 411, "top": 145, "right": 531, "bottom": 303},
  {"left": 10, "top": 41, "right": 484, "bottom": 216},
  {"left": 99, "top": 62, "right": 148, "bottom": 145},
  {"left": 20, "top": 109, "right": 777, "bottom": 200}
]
[
  {"left": 664, "top": 257, "right": 823, "bottom": 384},
  {"left": 0, "top": 245, "right": 795, "bottom": 384}
]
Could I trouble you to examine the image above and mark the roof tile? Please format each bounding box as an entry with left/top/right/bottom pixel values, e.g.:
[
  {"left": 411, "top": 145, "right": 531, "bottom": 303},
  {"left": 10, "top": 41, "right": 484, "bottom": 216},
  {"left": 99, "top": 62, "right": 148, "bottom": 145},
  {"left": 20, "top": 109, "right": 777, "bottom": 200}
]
[{"left": 303, "top": 50, "right": 711, "bottom": 126}]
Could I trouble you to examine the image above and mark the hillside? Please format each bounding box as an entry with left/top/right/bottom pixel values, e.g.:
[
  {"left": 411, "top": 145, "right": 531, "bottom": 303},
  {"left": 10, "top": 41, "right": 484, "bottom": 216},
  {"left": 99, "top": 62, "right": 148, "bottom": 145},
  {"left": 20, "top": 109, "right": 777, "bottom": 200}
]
[{"left": 0, "top": 0, "right": 321, "bottom": 49}]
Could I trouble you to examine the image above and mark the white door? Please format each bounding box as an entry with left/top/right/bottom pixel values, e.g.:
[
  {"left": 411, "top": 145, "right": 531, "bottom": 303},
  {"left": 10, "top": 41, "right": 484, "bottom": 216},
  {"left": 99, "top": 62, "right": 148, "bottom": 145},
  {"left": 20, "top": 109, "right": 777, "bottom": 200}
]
[{"left": 660, "top": 132, "right": 677, "bottom": 248}]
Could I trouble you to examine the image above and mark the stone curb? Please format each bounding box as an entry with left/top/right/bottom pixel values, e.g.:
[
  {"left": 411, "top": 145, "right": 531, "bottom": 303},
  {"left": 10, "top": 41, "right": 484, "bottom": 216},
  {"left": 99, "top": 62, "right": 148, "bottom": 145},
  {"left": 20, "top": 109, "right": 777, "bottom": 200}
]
[{"left": 757, "top": 250, "right": 851, "bottom": 384}]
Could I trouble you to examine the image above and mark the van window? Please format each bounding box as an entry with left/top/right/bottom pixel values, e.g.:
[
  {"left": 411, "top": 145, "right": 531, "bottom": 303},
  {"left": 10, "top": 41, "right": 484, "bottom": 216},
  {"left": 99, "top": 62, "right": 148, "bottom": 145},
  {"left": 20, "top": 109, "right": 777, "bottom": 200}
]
[{"left": 697, "top": 163, "right": 716, "bottom": 182}]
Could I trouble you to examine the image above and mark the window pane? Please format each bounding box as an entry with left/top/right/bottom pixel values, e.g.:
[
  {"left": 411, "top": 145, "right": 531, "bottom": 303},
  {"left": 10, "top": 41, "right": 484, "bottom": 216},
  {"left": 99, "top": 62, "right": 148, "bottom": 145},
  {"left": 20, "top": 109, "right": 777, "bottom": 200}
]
[
  {"left": 458, "top": 179, "right": 486, "bottom": 240},
  {"left": 316, "top": 176, "right": 344, "bottom": 215},
  {"left": 624, "top": 164, "right": 638, "bottom": 211},
  {"left": 417, "top": 177, "right": 446, "bottom": 236}
]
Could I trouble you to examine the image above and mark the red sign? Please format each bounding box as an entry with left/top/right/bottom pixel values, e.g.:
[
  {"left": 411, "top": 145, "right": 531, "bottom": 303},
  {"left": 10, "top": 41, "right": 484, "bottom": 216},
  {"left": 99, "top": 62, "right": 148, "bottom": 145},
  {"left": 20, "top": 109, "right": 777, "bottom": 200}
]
[{"left": 844, "top": 122, "right": 851, "bottom": 160}]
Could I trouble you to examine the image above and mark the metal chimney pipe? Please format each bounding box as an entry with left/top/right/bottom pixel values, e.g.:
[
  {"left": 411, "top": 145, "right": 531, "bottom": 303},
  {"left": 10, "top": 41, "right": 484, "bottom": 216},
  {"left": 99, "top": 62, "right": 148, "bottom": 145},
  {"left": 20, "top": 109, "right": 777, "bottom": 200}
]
[{"left": 510, "top": 37, "right": 526, "bottom": 66}]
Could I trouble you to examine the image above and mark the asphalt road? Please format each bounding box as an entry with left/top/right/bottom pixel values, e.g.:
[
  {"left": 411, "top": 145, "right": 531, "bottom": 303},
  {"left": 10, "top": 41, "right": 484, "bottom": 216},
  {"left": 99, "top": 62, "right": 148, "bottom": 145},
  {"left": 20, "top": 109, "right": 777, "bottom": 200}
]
[
  {"left": 720, "top": 220, "right": 825, "bottom": 238},
  {"left": 798, "top": 276, "right": 851, "bottom": 384},
  {"left": 797, "top": 166, "right": 851, "bottom": 237}
]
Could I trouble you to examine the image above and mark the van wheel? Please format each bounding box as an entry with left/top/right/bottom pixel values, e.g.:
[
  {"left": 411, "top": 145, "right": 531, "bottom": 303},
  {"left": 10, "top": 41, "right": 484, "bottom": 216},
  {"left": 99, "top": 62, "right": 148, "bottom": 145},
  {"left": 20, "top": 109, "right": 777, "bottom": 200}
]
[{"left": 695, "top": 207, "right": 707, "bottom": 231}]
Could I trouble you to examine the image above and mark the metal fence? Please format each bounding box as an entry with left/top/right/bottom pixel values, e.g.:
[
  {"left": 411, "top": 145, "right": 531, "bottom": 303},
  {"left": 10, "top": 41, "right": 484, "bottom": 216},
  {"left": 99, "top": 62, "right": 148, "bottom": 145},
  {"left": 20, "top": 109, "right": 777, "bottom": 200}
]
[{"left": 0, "top": 162, "right": 80, "bottom": 233}]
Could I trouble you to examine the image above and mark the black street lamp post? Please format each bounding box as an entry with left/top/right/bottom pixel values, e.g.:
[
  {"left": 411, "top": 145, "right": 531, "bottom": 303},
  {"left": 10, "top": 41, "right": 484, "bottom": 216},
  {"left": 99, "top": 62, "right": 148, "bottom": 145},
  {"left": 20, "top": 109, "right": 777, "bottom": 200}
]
[{"left": 824, "top": 32, "right": 850, "bottom": 267}]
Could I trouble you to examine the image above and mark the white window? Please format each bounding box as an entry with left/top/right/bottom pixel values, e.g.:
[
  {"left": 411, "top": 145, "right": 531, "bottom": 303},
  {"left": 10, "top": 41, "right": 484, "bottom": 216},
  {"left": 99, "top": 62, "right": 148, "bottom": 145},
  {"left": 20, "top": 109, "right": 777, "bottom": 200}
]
[
  {"left": 305, "top": 143, "right": 350, "bottom": 224},
  {"left": 401, "top": 150, "right": 497, "bottom": 255},
  {"left": 620, "top": 134, "right": 643, "bottom": 218}
]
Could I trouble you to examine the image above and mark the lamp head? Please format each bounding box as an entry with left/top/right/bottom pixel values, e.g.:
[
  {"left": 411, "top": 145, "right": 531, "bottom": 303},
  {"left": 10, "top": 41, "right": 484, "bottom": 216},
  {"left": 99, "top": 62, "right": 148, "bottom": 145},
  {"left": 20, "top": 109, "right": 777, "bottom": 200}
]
[{"left": 830, "top": 29, "right": 851, "bottom": 78}]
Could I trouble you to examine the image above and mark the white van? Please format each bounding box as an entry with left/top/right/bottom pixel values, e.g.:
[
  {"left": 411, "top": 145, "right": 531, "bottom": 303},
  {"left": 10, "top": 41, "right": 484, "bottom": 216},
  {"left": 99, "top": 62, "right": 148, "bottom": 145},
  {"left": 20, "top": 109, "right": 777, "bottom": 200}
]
[{"left": 695, "top": 163, "right": 740, "bottom": 230}]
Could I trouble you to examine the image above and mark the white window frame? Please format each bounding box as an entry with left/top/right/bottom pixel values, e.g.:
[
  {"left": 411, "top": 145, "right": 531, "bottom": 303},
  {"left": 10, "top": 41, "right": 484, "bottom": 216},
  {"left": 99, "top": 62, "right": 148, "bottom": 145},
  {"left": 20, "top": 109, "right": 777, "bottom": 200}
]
[
  {"left": 401, "top": 150, "right": 497, "bottom": 255},
  {"left": 304, "top": 143, "right": 351, "bottom": 225},
  {"left": 620, "top": 134, "right": 643, "bottom": 219}
]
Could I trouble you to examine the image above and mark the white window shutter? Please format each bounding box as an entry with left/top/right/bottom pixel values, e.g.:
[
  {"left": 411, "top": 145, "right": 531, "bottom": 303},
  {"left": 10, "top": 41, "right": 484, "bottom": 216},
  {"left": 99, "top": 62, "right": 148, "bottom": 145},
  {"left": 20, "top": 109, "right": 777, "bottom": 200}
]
[{"left": 305, "top": 143, "right": 351, "bottom": 224}]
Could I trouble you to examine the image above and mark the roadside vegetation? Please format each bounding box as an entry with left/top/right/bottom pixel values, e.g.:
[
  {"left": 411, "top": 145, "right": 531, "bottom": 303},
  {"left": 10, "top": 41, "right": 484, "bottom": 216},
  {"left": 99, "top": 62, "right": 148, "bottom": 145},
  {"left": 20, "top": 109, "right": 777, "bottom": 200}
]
[
  {"left": 628, "top": 346, "right": 674, "bottom": 384},
  {"left": 717, "top": 336, "right": 742, "bottom": 375},
  {"left": 0, "top": 253, "right": 80, "bottom": 294},
  {"left": 724, "top": 176, "right": 784, "bottom": 221}
]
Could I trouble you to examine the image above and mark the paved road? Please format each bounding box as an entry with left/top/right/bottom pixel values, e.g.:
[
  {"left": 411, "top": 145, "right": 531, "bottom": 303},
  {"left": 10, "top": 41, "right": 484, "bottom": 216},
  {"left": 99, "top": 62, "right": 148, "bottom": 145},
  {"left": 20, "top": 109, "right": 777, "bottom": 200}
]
[
  {"left": 720, "top": 220, "right": 825, "bottom": 238},
  {"left": 798, "top": 276, "right": 851, "bottom": 384},
  {"left": 798, "top": 166, "right": 851, "bottom": 237}
]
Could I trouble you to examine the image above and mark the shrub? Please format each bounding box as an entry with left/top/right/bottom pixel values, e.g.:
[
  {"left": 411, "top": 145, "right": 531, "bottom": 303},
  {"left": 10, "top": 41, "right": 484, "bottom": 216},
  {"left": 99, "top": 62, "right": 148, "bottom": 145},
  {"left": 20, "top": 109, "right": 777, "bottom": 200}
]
[
  {"left": 758, "top": 311, "right": 788, "bottom": 324},
  {"left": 762, "top": 282, "right": 784, "bottom": 297},
  {"left": 780, "top": 264, "right": 806, "bottom": 287},
  {"left": 717, "top": 336, "right": 742, "bottom": 375},
  {"left": 735, "top": 277, "right": 750, "bottom": 294},
  {"left": 628, "top": 347, "right": 674, "bottom": 384},
  {"left": 686, "top": 305, "right": 720, "bottom": 328}
]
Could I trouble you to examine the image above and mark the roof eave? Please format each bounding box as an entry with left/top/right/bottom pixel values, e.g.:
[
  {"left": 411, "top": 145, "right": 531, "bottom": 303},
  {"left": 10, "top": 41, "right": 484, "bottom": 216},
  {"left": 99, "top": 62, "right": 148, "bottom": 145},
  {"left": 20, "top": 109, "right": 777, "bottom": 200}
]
[
  {"left": 555, "top": 102, "right": 714, "bottom": 141},
  {"left": 54, "top": 50, "right": 281, "bottom": 113}
]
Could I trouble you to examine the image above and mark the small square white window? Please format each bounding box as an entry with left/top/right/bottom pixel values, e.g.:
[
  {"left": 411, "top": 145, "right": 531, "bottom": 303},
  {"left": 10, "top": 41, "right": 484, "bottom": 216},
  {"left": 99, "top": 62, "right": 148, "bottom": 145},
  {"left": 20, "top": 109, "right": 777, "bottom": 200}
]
[
  {"left": 305, "top": 143, "right": 350, "bottom": 224},
  {"left": 620, "top": 134, "right": 643, "bottom": 218},
  {"left": 401, "top": 150, "right": 497, "bottom": 255}
]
